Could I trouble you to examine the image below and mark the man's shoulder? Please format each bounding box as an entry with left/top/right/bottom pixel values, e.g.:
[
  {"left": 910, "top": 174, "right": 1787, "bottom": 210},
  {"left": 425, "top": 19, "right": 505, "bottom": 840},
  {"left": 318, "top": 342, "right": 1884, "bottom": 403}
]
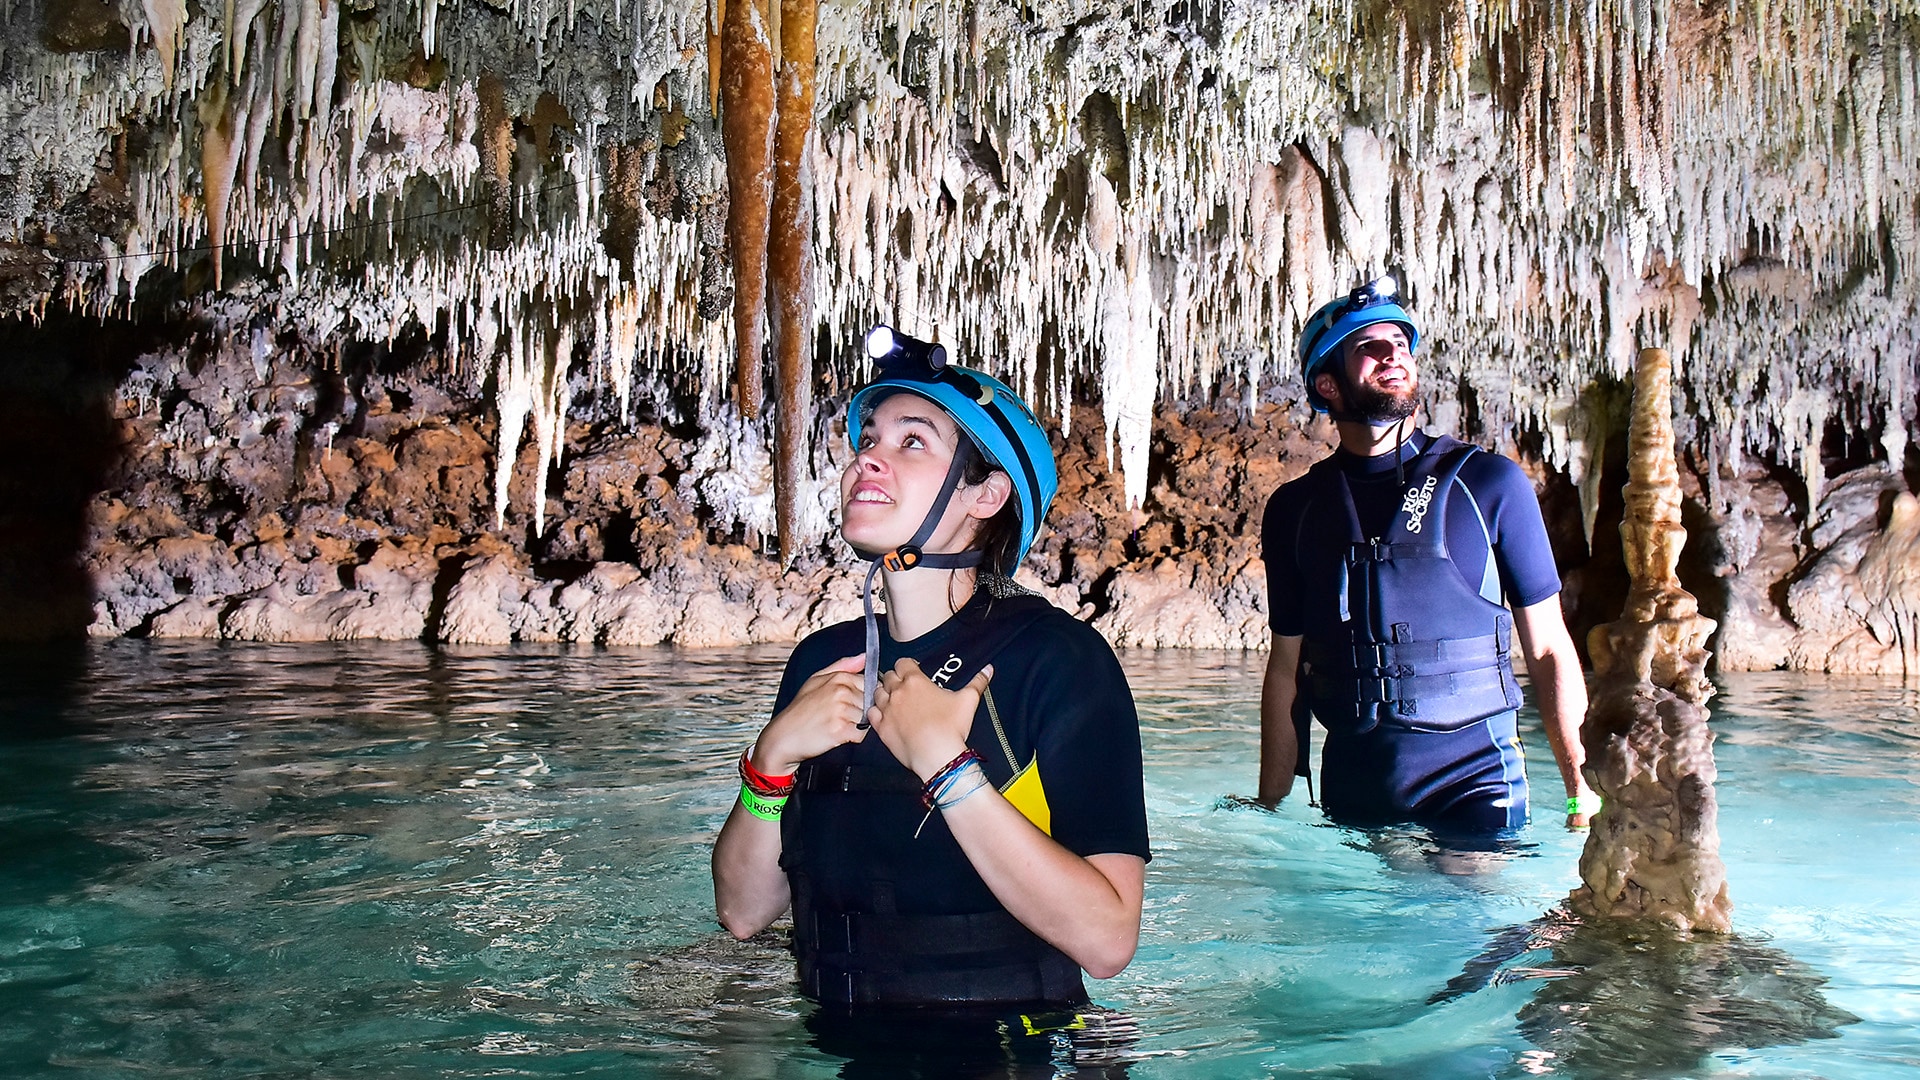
[
  {"left": 1265, "top": 454, "right": 1337, "bottom": 517},
  {"left": 1446, "top": 442, "right": 1538, "bottom": 503}
]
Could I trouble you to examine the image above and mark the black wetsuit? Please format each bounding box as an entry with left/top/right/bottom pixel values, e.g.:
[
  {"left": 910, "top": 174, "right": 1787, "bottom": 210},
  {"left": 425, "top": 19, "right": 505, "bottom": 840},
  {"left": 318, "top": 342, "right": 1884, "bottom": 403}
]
[
  {"left": 1262, "top": 432, "right": 1562, "bottom": 835},
  {"left": 775, "top": 586, "right": 1150, "bottom": 1015}
]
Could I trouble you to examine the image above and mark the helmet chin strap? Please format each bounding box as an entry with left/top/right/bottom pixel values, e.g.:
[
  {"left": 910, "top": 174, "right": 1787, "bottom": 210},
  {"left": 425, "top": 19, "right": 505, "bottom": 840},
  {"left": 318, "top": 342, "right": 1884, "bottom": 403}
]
[{"left": 853, "top": 441, "right": 984, "bottom": 728}]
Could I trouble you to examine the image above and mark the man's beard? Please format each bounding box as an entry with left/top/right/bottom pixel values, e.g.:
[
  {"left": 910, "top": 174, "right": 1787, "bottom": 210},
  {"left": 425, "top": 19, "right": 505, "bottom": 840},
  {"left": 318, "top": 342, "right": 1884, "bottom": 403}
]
[{"left": 1346, "top": 377, "right": 1418, "bottom": 425}]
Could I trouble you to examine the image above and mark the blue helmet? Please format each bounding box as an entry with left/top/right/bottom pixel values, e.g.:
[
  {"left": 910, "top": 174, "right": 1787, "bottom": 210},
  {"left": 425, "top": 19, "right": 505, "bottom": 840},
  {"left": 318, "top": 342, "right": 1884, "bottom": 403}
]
[
  {"left": 1297, "top": 276, "right": 1421, "bottom": 413},
  {"left": 847, "top": 326, "right": 1058, "bottom": 570}
]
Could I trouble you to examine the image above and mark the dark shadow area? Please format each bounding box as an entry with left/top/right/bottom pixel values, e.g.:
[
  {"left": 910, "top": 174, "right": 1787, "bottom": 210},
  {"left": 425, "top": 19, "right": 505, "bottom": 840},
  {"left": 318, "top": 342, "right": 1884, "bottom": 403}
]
[
  {"left": 0, "top": 640, "right": 97, "bottom": 739},
  {"left": 1434, "top": 910, "right": 1856, "bottom": 1080},
  {"left": 1545, "top": 435, "right": 1631, "bottom": 663},
  {"left": 0, "top": 311, "right": 156, "bottom": 642}
]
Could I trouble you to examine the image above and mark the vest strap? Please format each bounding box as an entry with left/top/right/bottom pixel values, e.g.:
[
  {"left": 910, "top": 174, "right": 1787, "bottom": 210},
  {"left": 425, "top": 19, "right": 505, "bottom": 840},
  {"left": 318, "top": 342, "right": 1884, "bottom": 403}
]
[
  {"left": 1308, "top": 630, "right": 1509, "bottom": 676},
  {"left": 798, "top": 907, "right": 1088, "bottom": 1010},
  {"left": 797, "top": 763, "right": 922, "bottom": 794}
]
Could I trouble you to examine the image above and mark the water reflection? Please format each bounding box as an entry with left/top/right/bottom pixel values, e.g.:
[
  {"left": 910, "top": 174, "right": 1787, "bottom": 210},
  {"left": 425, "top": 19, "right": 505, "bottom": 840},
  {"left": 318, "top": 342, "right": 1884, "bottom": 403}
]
[{"left": 1435, "top": 910, "right": 1857, "bottom": 1077}]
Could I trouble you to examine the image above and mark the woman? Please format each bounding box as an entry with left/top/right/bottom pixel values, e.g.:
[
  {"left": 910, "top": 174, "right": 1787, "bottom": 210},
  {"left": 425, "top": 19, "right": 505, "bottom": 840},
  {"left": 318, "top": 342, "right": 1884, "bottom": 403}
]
[{"left": 711, "top": 326, "right": 1149, "bottom": 1020}]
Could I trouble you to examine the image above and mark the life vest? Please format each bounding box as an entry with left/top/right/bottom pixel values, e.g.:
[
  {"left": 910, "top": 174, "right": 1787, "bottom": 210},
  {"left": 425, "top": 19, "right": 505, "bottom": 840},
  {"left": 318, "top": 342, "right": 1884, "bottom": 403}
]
[
  {"left": 781, "top": 592, "right": 1088, "bottom": 1012},
  {"left": 1292, "top": 436, "right": 1523, "bottom": 736}
]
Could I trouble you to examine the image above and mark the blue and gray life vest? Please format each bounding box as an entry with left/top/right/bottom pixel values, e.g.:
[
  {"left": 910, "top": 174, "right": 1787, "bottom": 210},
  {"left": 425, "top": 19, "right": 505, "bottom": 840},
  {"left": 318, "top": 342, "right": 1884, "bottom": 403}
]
[
  {"left": 1293, "top": 435, "right": 1523, "bottom": 736},
  {"left": 781, "top": 592, "right": 1086, "bottom": 1012}
]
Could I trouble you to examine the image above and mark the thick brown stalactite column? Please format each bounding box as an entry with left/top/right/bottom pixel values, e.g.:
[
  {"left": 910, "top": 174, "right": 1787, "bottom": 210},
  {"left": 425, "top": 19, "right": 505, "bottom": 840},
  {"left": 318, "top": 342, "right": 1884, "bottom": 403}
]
[
  {"left": 767, "top": 0, "right": 818, "bottom": 563},
  {"left": 198, "top": 82, "right": 239, "bottom": 290},
  {"left": 1571, "top": 346, "right": 1732, "bottom": 934},
  {"left": 719, "top": 0, "right": 774, "bottom": 421},
  {"left": 477, "top": 73, "right": 515, "bottom": 251}
]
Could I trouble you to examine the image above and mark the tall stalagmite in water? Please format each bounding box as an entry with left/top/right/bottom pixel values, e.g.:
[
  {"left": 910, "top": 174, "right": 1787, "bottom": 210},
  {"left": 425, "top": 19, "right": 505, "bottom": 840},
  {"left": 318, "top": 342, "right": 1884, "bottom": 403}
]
[{"left": 1571, "top": 346, "right": 1732, "bottom": 933}]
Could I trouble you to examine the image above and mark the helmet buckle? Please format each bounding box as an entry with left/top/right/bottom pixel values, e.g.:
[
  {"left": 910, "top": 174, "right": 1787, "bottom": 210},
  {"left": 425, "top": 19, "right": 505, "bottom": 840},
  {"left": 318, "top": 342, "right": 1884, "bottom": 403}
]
[{"left": 882, "top": 547, "right": 921, "bottom": 572}]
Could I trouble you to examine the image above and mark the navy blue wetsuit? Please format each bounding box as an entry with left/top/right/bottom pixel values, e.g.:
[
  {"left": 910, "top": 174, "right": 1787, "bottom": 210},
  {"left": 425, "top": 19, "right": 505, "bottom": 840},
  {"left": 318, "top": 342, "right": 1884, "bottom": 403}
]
[
  {"left": 775, "top": 585, "right": 1150, "bottom": 1014},
  {"left": 1262, "top": 432, "right": 1562, "bottom": 835}
]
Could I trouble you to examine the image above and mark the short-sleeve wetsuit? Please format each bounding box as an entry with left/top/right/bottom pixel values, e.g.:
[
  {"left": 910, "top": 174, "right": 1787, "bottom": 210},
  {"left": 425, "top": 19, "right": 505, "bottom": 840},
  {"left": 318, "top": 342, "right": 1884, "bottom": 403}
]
[
  {"left": 774, "top": 585, "right": 1150, "bottom": 1013},
  {"left": 1262, "top": 431, "right": 1562, "bottom": 835}
]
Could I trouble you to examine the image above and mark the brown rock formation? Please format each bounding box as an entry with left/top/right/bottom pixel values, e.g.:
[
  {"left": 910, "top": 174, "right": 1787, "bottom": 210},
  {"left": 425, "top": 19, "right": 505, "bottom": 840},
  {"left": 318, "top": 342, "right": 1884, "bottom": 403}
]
[{"left": 1571, "top": 347, "right": 1732, "bottom": 933}]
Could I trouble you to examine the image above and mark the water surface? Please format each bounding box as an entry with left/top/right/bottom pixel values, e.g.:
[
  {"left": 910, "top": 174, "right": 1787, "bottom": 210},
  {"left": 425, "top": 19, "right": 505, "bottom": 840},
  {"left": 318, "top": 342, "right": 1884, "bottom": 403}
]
[{"left": 1, "top": 642, "right": 1914, "bottom": 1078}]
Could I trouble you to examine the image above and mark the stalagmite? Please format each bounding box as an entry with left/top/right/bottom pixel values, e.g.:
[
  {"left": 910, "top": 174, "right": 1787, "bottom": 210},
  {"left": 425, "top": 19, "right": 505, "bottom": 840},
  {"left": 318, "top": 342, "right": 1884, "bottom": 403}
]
[
  {"left": 1571, "top": 346, "right": 1732, "bottom": 934},
  {"left": 720, "top": 0, "right": 775, "bottom": 420},
  {"left": 767, "top": 0, "right": 819, "bottom": 563}
]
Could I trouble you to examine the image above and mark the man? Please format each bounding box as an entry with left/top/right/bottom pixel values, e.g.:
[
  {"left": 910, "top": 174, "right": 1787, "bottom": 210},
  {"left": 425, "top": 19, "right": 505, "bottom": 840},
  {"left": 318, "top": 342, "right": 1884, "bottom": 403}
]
[{"left": 1258, "top": 277, "right": 1599, "bottom": 835}]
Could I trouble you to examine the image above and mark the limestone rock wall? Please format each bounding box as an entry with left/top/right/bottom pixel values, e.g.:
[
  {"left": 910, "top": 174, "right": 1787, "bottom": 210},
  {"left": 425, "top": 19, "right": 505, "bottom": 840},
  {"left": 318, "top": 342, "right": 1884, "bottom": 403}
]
[{"left": 12, "top": 315, "right": 1918, "bottom": 670}]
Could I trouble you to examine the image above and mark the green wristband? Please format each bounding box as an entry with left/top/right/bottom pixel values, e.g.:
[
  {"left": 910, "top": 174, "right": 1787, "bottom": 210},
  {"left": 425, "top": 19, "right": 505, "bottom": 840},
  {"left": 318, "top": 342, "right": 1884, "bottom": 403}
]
[
  {"left": 740, "top": 784, "right": 788, "bottom": 821},
  {"left": 1567, "top": 793, "right": 1603, "bottom": 816}
]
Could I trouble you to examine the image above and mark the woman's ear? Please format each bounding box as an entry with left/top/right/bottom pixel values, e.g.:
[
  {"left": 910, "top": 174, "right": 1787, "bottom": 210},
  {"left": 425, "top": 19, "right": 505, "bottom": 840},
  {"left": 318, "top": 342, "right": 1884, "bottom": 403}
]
[{"left": 964, "top": 470, "right": 1014, "bottom": 520}]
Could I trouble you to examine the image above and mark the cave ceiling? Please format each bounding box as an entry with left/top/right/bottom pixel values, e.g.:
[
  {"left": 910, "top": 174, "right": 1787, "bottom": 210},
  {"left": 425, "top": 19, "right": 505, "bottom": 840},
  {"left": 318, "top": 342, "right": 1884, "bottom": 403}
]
[{"left": 2, "top": 0, "right": 1917, "bottom": 539}]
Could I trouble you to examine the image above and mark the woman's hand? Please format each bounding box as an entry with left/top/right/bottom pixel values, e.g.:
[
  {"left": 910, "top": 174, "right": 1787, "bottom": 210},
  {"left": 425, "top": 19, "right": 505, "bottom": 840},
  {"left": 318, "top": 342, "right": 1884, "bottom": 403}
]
[
  {"left": 869, "top": 658, "right": 992, "bottom": 780},
  {"left": 750, "top": 654, "right": 869, "bottom": 775}
]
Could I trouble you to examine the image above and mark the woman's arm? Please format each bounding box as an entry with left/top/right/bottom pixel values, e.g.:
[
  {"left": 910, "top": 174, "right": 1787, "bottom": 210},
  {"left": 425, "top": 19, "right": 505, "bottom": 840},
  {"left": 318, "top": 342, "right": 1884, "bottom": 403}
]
[
  {"left": 711, "top": 653, "right": 868, "bottom": 938},
  {"left": 868, "top": 659, "right": 1144, "bottom": 978}
]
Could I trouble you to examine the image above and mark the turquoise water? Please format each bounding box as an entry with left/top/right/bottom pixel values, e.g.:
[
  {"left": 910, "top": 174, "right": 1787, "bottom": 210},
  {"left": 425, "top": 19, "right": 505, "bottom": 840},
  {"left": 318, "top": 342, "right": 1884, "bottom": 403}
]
[{"left": 1, "top": 641, "right": 1914, "bottom": 1078}]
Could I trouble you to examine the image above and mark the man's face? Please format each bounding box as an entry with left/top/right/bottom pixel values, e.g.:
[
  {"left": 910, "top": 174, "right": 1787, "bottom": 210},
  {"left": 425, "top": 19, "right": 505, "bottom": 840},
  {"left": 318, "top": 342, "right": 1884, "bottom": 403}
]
[{"left": 1332, "top": 322, "right": 1417, "bottom": 423}]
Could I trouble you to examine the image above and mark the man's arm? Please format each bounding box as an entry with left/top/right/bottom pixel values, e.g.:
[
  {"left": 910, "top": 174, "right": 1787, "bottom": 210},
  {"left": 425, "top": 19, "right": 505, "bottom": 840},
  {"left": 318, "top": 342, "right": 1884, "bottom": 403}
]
[
  {"left": 1511, "top": 595, "right": 1598, "bottom": 827},
  {"left": 1258, "top": 634, "right": 1304, "bottom": 805}
]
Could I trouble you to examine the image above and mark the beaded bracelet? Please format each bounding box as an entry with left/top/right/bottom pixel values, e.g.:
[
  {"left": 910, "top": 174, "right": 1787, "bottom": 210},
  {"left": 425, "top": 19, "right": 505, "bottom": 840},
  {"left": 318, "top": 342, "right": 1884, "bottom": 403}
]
[
  {"left": 739, "top": 748, "right": 796, "bottom": 797},
  {"left": 740, "top": 784, "right": 788, "bottom": 821},
  {"left": 1566, "top": 793, "right": 1603, "bottom": 817}
]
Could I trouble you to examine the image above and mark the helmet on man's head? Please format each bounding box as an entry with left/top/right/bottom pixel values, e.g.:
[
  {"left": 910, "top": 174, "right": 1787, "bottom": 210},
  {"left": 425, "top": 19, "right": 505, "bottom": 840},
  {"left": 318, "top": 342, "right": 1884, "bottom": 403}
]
[
  {"left": 1297, "top": 276, "right": 1421, "bottom": 413},
  {"left": 847, "top": 325, "right": 1059, "bottom": 570}
]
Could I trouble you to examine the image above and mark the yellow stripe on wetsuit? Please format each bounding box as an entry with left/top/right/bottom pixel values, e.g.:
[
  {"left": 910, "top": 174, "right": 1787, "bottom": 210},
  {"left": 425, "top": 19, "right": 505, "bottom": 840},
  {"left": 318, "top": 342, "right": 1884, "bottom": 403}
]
[{"left": 1000, "top": 757, "right": 1051, "bottom": 835}]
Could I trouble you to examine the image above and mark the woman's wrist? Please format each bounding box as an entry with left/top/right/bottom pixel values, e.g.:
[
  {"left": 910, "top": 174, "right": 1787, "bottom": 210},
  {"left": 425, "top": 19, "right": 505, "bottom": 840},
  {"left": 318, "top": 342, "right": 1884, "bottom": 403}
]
[
  {"left": 749, "top": 735, "right": 801, "bottom": 779},
  {"left": 909, "top": 739, "right": 975, "bottom": 783}
]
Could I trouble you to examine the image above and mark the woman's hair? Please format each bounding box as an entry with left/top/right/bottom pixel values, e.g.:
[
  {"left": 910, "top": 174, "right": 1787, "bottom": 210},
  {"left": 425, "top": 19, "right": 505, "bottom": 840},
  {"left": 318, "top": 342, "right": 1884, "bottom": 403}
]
[{"left": 960, "top": 448, "right": 1023, "bottom": 576}]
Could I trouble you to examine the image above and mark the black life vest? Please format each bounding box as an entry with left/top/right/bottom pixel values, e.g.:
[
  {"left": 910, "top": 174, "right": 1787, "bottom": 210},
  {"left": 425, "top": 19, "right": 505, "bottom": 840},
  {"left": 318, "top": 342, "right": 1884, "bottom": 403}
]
[
  {"left": 781, "top": 592, "right": 1088, "bottom": 1012},
  {"left": 1292, "top": 435, "right": 1523, "bottom": 736}
]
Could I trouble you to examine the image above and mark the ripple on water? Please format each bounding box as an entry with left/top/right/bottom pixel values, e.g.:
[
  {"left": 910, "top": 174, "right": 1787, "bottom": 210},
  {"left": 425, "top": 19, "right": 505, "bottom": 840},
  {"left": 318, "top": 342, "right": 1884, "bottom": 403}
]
[{"left": 0, "top": 645, "right": 1915, "bottom": 1078}]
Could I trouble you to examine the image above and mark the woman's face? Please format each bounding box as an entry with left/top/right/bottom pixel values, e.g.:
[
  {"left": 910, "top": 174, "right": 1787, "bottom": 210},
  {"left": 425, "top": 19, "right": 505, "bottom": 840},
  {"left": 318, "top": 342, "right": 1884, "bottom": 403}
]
[{"left": 841, "top": 391, "right": 999, "bottom": 556}]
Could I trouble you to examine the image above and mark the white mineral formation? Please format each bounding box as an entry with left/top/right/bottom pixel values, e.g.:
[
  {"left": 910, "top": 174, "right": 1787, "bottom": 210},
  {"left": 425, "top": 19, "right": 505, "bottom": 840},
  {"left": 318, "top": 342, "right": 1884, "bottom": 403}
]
[
  {"left": 1571, "top": 346, "right": 1732, "bottom": 934},
  {"left": 7, "top": 0, "right": 1919, "bottom": 544}
]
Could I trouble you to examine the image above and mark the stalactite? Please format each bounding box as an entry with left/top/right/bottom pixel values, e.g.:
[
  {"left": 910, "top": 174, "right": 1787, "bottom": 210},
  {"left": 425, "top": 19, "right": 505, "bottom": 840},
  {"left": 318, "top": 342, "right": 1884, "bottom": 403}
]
[
  {"left": 140, "top": 0, "right": 189, "bottom": 92},
  {"left": 197, "top": 82, "right": 240, "bottom": 290},
  {"left": 1571, "top": 346, "right": 1731, "bottom": 934},
  {"left": 6, "top": 0, "right": 1920, "bottom": 546},
  {"left": 767, "top": 0, "right": 819, "bottom": 563},
  {"left": 477, "top": 73, "right": 515, "bottom": 251},
  {"left": 720, "top": 0, "right": 775, "bottom": 420}
]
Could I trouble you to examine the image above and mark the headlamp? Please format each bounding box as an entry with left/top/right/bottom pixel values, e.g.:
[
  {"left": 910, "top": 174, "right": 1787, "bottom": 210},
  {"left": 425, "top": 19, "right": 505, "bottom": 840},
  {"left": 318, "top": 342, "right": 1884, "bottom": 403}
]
[
  {"left": 865, "top": 324, "right": 948, "bottom": 374},
  {"left": 1343, "top": 274, "right": 1398, "bottom": 314},
  {"left": 864, "top": 324, "right": 993, "bottom": 404}
]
